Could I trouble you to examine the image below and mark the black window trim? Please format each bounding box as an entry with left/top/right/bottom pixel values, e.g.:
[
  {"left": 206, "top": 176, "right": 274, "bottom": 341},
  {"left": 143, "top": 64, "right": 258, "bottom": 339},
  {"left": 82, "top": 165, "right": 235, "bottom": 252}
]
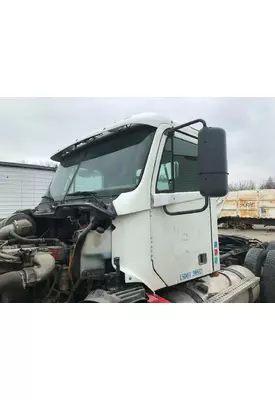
[{"left": 154, "top": 129, "right": 209, "bottom": 216}]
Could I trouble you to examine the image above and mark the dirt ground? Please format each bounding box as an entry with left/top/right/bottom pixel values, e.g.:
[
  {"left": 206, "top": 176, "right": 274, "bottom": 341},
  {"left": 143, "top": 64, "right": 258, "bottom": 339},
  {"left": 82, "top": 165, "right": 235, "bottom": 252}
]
[{"left": 218, "top": 225, "right": 275, "bottom": 242}]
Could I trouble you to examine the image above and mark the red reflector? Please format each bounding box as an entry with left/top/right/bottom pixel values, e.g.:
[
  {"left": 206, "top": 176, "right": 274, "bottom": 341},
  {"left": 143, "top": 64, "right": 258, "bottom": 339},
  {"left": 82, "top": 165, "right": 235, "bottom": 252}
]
[
  {"left": 214, "top": 249, "right": 219, "bottom": 256},
  {"left": 147, "top": 294, "right": 170, "bottom": 303}
]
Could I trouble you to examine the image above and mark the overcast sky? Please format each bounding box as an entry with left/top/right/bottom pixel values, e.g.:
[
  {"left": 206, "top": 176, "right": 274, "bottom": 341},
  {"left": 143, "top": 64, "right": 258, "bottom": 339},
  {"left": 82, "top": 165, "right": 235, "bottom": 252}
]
[{"left": 0, "top": 97, "right": 273, "bottom": 184}]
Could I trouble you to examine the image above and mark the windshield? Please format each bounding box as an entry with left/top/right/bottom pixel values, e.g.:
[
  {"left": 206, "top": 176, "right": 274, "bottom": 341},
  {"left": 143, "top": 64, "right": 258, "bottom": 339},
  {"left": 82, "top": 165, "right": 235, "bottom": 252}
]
[{"left": 49, "top": 124, "right": 156, "bottom": 201}]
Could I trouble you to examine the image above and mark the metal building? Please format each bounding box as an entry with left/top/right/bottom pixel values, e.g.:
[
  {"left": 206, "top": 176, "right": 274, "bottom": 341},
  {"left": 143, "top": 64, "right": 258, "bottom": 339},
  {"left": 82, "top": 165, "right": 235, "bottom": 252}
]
[{"left": 0, "top": 161, "right": 56, "bottom": 218}]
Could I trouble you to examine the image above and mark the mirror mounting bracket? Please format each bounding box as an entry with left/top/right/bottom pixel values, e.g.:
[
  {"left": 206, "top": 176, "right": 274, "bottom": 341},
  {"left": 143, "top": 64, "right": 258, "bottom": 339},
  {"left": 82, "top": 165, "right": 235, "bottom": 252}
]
[
  {"left": 171, "top": 118, "right": 207, "bottom": 131},
  {"left": 166, "top": 119, "right": 207, "bottom": 140}
]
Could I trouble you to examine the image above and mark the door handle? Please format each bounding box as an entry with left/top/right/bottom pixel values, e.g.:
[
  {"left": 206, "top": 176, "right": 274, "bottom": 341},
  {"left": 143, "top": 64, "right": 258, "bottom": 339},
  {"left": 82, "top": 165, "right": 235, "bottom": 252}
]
[{"left": 198, "top": 253, "right": 207, "bottom": 265}]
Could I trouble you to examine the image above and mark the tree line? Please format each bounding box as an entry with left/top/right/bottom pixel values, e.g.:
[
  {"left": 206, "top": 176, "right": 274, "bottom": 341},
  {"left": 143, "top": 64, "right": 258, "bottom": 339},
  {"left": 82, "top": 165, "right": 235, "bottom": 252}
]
[{"left": 229, "top": 176, "right": 275, "bottom": 191}]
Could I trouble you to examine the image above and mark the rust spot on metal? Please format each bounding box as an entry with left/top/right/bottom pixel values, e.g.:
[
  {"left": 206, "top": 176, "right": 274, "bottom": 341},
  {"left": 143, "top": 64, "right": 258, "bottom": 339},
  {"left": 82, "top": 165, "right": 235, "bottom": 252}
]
[
  {"left": 239, "top": 210, "right": 258, "bottom": 218},
  {"left": 220, "top": 211, "right": 236, "bottom": 217}
]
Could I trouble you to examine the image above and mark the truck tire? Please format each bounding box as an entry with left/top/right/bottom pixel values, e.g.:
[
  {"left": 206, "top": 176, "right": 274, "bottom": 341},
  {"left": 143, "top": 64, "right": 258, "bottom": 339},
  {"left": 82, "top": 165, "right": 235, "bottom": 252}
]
[
  {"left": 266, "top": 241, "right": 275, "bottom": 251},
  {"left": 244, "top": 247, "right": 266, "bottom": 277},
  {"left": 262, "top": 250, "right": 275, "bottom": 303}
]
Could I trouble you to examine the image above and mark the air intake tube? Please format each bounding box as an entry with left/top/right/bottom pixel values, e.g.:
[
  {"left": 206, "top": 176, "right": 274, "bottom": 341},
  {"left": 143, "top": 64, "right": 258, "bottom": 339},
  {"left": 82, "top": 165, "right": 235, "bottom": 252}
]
[
  {"left": 0, "top": 214, "right": 36, "bottom": 240},
  {"left": 0, "top": 252, "right": 56, "bottom": 293}
]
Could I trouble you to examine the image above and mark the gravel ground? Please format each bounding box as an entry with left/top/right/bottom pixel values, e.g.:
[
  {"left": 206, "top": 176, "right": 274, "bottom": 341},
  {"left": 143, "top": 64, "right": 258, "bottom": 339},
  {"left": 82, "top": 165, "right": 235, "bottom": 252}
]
[{"left": 218, "top": 225, "right": 275, "bottom": 242}]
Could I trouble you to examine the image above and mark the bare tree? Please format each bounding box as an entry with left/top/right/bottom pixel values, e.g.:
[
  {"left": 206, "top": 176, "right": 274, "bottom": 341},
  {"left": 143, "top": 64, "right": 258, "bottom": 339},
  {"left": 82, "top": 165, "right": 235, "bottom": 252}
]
[
  {"left": 260, "top": 176, "right": 275, "bottom": 189},
  {"left": 229, "top": 180, "right": 256, "bottom": 191}
]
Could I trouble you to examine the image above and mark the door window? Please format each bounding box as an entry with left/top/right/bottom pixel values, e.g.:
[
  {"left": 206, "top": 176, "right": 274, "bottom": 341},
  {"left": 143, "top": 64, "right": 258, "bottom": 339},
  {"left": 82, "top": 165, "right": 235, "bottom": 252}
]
[{"left": 156, "top": 136, "right": 199, "bottom": 193}]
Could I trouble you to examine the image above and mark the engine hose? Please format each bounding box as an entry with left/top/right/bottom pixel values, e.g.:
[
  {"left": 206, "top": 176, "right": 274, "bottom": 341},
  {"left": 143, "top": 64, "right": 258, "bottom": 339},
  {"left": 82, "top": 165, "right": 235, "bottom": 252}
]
[
  {"left": 69, "top": 220, "right": 98, "bottom": 280},
  {"left": 0, "top": 218, "right": 35, "bottom": 240},
  {"left": 43, "top": 268, "right": 62, "bottom": 302},
  {"left": 0, "top": 271, "right": 23, "bottom": 292},
  {"left": 0, "top": 251, "right": 20, "bottom": 261},
  {"left": 24, "top": 253, "right": 56, "bottom": 284},
  {"left": 0, "top": 252, "right": 55, "bottom": 294},
  {"left": 9, "top": 231, "right": 44, "bottom": 244},
  {"left": 65, "top": 278, "right": 82, "bottom": 303},
  {"left": 9, "top": 230, "right": 60, "bottom": 245},
  {"left": 0, "top": 224, "right": 17, "bottom": 240}
]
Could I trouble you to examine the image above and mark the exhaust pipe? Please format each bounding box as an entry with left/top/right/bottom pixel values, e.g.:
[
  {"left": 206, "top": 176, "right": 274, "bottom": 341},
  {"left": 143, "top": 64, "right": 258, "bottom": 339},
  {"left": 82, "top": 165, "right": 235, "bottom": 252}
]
[{"left": 0, "top": 252, "right": 56, "bottom": 293}]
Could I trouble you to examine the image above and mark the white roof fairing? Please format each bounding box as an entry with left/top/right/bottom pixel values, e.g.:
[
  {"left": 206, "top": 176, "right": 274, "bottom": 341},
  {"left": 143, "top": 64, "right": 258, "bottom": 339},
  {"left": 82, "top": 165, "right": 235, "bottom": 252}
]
[{"left": 51, "top": 112, "right": 199, "bottom": 162}]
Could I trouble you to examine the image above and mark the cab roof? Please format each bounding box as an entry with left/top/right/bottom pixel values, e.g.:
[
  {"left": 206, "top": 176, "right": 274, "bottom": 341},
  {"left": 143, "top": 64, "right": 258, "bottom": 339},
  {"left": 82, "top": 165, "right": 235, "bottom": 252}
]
[{"left": 51, "top": 112, "right": 199, "bottom": 162}]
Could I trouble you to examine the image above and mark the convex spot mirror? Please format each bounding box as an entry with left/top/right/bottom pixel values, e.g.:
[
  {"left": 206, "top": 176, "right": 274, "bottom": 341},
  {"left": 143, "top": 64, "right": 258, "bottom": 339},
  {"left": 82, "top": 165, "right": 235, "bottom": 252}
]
[{"left": 198, "top": 126, "right": 229, "bottom": 198}]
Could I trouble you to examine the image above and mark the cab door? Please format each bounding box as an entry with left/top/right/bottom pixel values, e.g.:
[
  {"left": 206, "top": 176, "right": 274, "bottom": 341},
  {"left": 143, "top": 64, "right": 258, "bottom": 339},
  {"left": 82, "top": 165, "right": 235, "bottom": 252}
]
[{"left": 150, "top": 130, "right": 215, "bottom": 288}]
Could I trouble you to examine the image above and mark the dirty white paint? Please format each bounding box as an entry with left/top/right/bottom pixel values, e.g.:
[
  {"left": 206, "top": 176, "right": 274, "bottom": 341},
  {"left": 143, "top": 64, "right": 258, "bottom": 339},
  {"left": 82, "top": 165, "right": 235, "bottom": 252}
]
[{"left": 0, "top": 162, "right": 55, "bottom": 218}]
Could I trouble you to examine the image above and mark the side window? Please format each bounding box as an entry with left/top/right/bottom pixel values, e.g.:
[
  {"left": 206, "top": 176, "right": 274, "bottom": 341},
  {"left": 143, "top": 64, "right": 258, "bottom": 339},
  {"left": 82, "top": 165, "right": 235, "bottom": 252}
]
[
  {"left": 157, "top": 162, "right": 180, "bottom": 191},
  {"left": 156, "top": 135, "right": 199, "bottom": 193}
]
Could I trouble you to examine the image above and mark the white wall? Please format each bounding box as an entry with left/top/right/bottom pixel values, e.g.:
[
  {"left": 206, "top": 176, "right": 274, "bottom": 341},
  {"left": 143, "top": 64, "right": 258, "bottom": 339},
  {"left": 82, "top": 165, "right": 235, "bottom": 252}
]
[{"left": 0, "top": 165, "right": 54, "bottom": 218}]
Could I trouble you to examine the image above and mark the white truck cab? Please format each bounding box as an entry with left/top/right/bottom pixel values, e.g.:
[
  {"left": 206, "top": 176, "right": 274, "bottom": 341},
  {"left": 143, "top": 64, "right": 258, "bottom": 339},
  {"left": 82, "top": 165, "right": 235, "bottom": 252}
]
[
  {"left": 49, "top": 112, "right": 229, "bottom": 293},
  {"left": 0, "top": 113, "right": 264, "bottom": 303}
]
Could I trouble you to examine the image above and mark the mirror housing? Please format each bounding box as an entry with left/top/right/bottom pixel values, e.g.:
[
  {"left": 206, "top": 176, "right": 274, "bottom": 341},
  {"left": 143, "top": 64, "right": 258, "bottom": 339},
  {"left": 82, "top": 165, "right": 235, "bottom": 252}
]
[{"left": 198, "top": 126, "right": 228, "bottom": 197}]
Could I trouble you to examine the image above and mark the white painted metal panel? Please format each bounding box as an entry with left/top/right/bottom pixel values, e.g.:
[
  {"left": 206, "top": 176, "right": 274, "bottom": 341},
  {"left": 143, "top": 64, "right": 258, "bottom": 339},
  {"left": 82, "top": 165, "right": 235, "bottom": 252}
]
[{"left": 0, "top": 164, "right": 55, "bottom": 218}]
